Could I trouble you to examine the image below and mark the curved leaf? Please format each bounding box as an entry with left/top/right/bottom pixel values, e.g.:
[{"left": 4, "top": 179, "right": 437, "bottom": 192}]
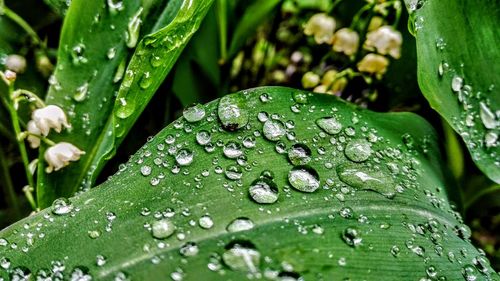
[
  {"left": 1, "top": 87, "right": 496, "bottom": 280},
  {"left": 404, "top": 0, "right": 500, "bottom": 183},
  {"left": 37, "top": 0, "right": 213, "bottom": 208}
]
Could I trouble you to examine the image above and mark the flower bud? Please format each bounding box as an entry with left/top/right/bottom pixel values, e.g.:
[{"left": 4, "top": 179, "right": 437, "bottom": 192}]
[
  {"left": 332, "top": 28, "right": 360, "bottom": 56},
  {"left": 303, "top": 13, "right": 336, "bottom": 44},
  {"left": 5, "top": 54, "right": 27, "bottom": 73},
  {"left": 302, "top": 71, "right": 320, "bottom": 88},
  {"left": 365, "top": 26, "right": 402, "bottom": 59},
  {"left": 32, "top": 105, "right": 70, "bottom": 136},
  {"left": 44, "top": 142, "right": 85, "bottom": 173},
  {"left": 357, "top": 53, "right": 389, "bottom": 76},
  {"left": 27, "top": 120, "right": 41, "bottom": 148}
]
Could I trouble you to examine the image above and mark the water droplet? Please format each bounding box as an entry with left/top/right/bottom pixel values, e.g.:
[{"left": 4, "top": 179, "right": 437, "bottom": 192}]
[
  {"left": 337, "top": 164, "right": 395, "bottom": 198},
  {"left": 140, "top": 165, "right": 152, "bottom": 176},
  {"left": 199, "top": 215, "right": 214, "bottom": 229},
  {"left": 106, "top": 47, "right": 117, "bottom": 59},
  {"left": 71, "top": 43, "right": 88, "bottom": 65},
  {"left": 223, "top": 141, "right": 243, "bottom": 158},
  {"left": 196, "top": 130, "right": 211, "bottom": 145},
  {"left": 288, "top": 143, "right": 312, "bottom": 165},
  {"left": 249, "top": 177, "right": 279, "bottom": 204},
  {"left": 316, "top": 117, "right": 342, "bottom": 135},
  {"left": 183, "top": 103, "right": 206, "bottom": 122},
  {"left": 225, "top": 165, "right": 243, "bottom": 180},
  {"left": 115, "top": 97, "right": 136, "bottom": 119},
  {"left": 342, "top": 227, "right": 362, "bottom": 247},
  {"left": 451, "top": 75, "right": 463, "bottom": 92},
  {"left": 218, "top": 94, "right": 249, "bottom": 131},
  {"left": 151, "top": 219, "right": 175, "bottom": 239},
  {"left": 51, "top": 198, "right": 73, "bottom": 215},
  {"left": 462, "top": 264, "right": 479, "bottom": 281},
  {"left": 288, "top": 166, "right": 320, "bottom": 193},
  {"left": 126, "top": 8, "right": 143, "bottom": 48},
  {"left": 107, "top": 0, "right": 123, "bottom": 14},
  {"left": 344, "top": 139, "right": 372, "bottom": 162},
  {"left": 479, "top": 102, "right": 497, "bottom": 129},
  {"left": 96, "top": 255, "right": 107, "bottom": 267},
  {"left": 73, "top": 82, "right": 89, "bottom": 102},
  {"left": 263, "top": 120, "right": 286, "bottom": 141},
  {"left": 70, "top": 266, "right": 92, "bottom": 281},
  {"left": 292, "top": 92, "right": 308, "bottom": 104},
  {"left": 175, "top": 149, "right": 193, "bottom": 166},
  {"left": 180, "top": 242, "right": 199, "bottom": 257},
  {"left": 222, "top": 241, "right": 260, "bottom": 272},
  {"left": 226, "top": 217, "right": 255, "bottom": 232}
]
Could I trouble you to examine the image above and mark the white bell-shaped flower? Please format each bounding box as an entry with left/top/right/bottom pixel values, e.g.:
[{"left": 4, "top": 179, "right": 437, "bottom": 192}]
[
  {"left": 303, "top": 13, "right": 336, "bottom": 44},
  {"left": 357, "top": 53, "right": 390, "bottom": 76},
  {"left": 365, "top": 26, "right": 402, "bottom": 59},
  {"left": 44, "top": 142, "right": 85, "bottom": 173},
  {"left": 332, "top": 28, "right": 360, "bottom": 56},
  {"left": 32, "top": 105, "right": 70, "bottom": 136},
  {"left": 26, "top": 120, "right": 41, "bottom": 149}
]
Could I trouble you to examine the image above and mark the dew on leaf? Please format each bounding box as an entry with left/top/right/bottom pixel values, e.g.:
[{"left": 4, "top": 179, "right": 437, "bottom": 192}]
[
  {"left": 151, "top": 219, "right": 175, "bottom": 239},
  {"left": 175, "top": 149, "right": 193, "bottom": 166},
  {"left": 344, "top": 139, "right": 372, "bottom": 162},
  {"left": 288, "top": 166, "right": 320, "bottom": 193},
  {"left": 183, "top": 103, "right": 206, "bottom": 123},
  {"left": 218, "top": 94, "right": 249, "bottom": 131},
  {"left": 263, "top": 119, "right": 286, "bottom": 141},
  {"left": 316, "top": 117, "right": 342, "bottom": 135},
  {"left": 337, "top": 164, "right": 395, "bottom": 198},
  {"left": 226, "top": 218, "right": 255, "bottom": 232},
  {"left": 288, "top": 143, "right": 312, "bottom": 165},
  {"left": 51, "top": 198, "right": 73, "bottom": 215},
  {"left": 196, "top": 130, "right": 211, "bottom": 145},
  {"left": 249, "top": 177, "right": 279, "bottom": 204},
  {"left": 222, "top": 241, "right": 260, "bottom": 272}
]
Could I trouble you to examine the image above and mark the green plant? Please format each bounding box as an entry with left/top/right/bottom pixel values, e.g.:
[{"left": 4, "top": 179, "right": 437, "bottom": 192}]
[{"left": 0, "top": 0, "right": 498, "bottom": 279}]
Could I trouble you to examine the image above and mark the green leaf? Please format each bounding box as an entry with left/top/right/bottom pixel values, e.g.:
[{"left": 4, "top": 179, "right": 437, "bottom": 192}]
[
  {"left": 42, "top": 0, "right": 69, "bottom": 16},
  {"left": 1, "top": 87, "right": 496, "bottom": 280},
  {"left": 404, "top": 0, "right": 500, "bottom": 183},
  {"left": 36, "top": 0, "right": 213, "bottom": 208},
  {"left": 227, "top": 0, "right": 281, "bottom": 59}
]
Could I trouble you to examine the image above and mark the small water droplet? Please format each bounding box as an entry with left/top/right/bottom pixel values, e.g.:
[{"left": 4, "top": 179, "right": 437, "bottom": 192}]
[
  {"left": 151, "top": 219, "right": 175, "bottom": 239},
  {"left": 223, "top": 141, "right": 243, "bottom": 158},
  {"left": 249, "top": 177, "right": 279, "bottom": 204},
  {"left": 316, "top": 117, "right": 342, "bottom": 135},
  {"left": 180, "top": 242, "right": 199, "bottom": 257},
  {"left": 344, "top": 139, "right": 372, "bottom": 162},
  {"left": 288, "top": 143, "right": 312, "bottom": 165},
  {"left": 218, "top": 94, "right": 249, "bottom": 131},
  {"left": 183, "top": 103, "right": 206, "bottom": 122},
  {"left": 222, "top": 241, "right": 260, "bottom": 272},
  {"left": 196, "top": 130, "right": 211, "bottom": 145},
  {"left": 263, "top": 120, "right": 286, "bottom": 141},
  {"left": 51, "top": 198, "right": 73, "bottom": 215},
  {"left": 176, "top": 149, "right": 193, "bottom": 166},
  {"left": 226, "top": 218, "right": 255, "bottom": 232},
  {"left": 199, "top": 215, "right": 214, "bottom": 229},
  {"left": 342, "top": 227, "right": 362, "bottom": 247}
]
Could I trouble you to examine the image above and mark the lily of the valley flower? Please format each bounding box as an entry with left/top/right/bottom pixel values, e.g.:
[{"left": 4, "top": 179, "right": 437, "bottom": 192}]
[
  {"left": 5, "top": 54, "right": 27, "bottom": 74},
  {"left": 332, "top": 28, "right": 360, "bottom": 56},
  {"left": 365, "top": 26, "right": 402, "bottom": 59},
  {"left": 32, "top": 105, "right": 70, "bottom": 136},
  {"left": 44, "top": 142, "right": 85, "bottom": 173},
  {"left": 357, "top": 53, "right": 389, "bottom": 76},
  {"left": 26, "top": 120, "right": 42, "bottom": 148},
  {"left": 303, "top": 13, "right": 336, "bottom": 44},
  {"left": 301, "top": 71, "right": 320, "bottom": 88}
]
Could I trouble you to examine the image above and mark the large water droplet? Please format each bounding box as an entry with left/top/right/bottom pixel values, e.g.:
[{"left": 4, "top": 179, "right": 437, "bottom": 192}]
[
  {"left": 344, "top": 139, "right": 372, "bottom": 162},
  {"left": 249, "top": 177, "right": 279, "bottom": 204},
  {"left": 222, "top": 241, "right": 260, "bottom": 272},
  {"left": 337, "top": 164, "right": 395, "bottom": 198},
  {"left": 263, "top": 120, "right": 286, "bottom": 141},
  {"left": 218, "top": 94, "right": 249, "bottom": 131},
  {"left": 183, "top": 103, "right": 206, "bottom": 123},
  {"left": 316, "top": 117, "right": 342, "bottom": 135},
  {"left": 51, "top": 198, "right": 73, "bottom": 215},
  {"left": 288, "top": 166, "right": 320, "bottom": 192},
  {"left": 342, "top": 227, "right": 362, "bottom": 247},
  {"left": 73, "top": 82, "right": 89, "bottom": 102},
  {"left": 196, "top": 130, "right": 211, "bottom": 145},
  {"left": 223, "top": 141, "right": 243, "bottom": 158},
  {"left": 180, "top": 242, "right": 199, "bottom": 257},
  {"left": 479, "top": 102, "right": 497, "bottom": 129},
  {"left": 151, "top": 219, "right": 176, "bottom": 239}
]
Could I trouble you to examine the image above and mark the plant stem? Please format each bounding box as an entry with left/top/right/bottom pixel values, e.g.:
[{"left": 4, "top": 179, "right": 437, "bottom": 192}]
[
  {"left": 5, "top": 82, "right": 36, "bottom": 209},
  {"left": 0, "top": 145, "right": 21, "bottom": 218},
  {"left": 2, "top": 7, "right": 42, "bottom": 47},
  {"left": 216, "top": 0, "right": 228, "bottom": 63}
]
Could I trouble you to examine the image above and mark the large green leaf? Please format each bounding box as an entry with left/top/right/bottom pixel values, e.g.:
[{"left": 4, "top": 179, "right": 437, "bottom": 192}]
[
  {"left": 404, "top": 0, "right": 500, "bottom": 183},
  {"left": 1, "top": 87, "right": 496, "bottom": 280},
  {"left": 36, "top": 0, "right": 213, "bottom": 208}
]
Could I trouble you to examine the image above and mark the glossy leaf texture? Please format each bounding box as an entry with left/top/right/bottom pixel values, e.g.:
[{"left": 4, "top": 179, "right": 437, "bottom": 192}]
[
  {"left": 37, "top": 0, "right": 213, "bottom": 208},
  {"left": 1, "top": 87, "right": 497, "bottom": 280},
  {"left": 404, "top": 0, "right": 500, "bottom": 182}
]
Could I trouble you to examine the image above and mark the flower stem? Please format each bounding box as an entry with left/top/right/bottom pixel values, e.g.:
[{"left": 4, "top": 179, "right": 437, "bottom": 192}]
[
  {"left": 0, "top": 145, "right": 21, "bottom": 218},
  {"left": 2, "top": 7, "right": 43, "bottom": 47},
  {"left": 5, "top": 82, "right": 37, "bottom": 209}
]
